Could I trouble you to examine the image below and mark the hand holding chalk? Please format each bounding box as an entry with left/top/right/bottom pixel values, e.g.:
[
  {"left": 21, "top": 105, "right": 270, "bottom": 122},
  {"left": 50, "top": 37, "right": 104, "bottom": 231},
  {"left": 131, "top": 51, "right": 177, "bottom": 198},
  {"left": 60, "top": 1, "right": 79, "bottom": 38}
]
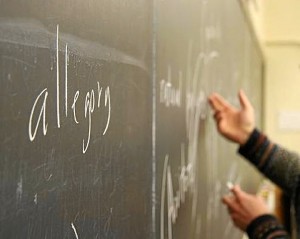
[{"left": 222, "top": 184, "right": 270, "bottom": 231}]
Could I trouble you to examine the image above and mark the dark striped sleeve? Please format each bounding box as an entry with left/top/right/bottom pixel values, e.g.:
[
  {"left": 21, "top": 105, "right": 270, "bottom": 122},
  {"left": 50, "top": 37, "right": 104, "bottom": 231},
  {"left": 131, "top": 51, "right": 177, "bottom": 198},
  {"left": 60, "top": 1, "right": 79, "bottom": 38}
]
[
  {"left": 238, "top": 129, "right": 275, "bottom": 170},
  {"left": 246, "top": 214, "right": 289, "bottom": 239},
  {"left": 238, "top": 129, "right": 300, "bottom": 196}
]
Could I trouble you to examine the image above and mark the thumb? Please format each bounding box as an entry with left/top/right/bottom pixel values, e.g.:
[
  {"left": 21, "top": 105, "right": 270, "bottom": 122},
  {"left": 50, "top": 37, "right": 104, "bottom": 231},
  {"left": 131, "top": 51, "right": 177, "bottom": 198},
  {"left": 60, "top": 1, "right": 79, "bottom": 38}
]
[{"left": 238, "top": 89, "right": 252, "bottom": 110}]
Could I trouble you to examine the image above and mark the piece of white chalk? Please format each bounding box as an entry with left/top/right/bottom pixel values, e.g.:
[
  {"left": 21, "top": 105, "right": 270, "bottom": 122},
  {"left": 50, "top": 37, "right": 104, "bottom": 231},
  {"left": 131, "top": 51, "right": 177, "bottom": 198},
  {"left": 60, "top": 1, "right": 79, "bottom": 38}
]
[{"left": 226, "top": 181, "right": 234, "bottom": 190}]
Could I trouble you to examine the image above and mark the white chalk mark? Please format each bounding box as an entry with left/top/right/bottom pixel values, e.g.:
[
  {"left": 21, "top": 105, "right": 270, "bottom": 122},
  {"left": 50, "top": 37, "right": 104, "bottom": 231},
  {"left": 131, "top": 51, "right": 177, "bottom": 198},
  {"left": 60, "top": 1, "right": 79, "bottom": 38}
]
[
  {"left": 71, "top": 223, "right": 79, "bottom": 239},
  {"left": 34, "top": 193, "right": 38, "bottom": 205},
  {"left": 46, "top": 174, "right": 53, "bottom": 181},
  {"left": 56, "top": 24, "right": 61, "bottom": 128},
  {"left": 65, "top": 44, "right": 69, "bottom": 117},
  {"left": 71, "top": 91, "right": 80, "bottom": 124},
  {"left": 160, "top": 155, "right": 169, "bottom": 239},
  {"left": 224, "top": 221, "right": 233, "bottom": 237},
  {"left": 226, "top": 181, "right": 234, "bottom": 190},
  {"left": 0, "top": 20, "right": 147, "bottom": 70},
  {"left": 29, "top": 88, "right": 48, "bottom": 141},
  {"left": 179, "top": 144, "right": 187, "bottom": 203},
  {"left": 97, "top": 82, "right": 102, "bottom": 108},
  {"left": 209, "top": 51, "right": 219, "bottom": 60},
  {"left": 83, "top": 90, "right": 95, "bottom": 154},
  {"left": 104, "top": 208, "right": 113, "bottom": 235},
  {"left": 103, "top": 87, "right": 111, "bottom": 135},
  {"left": 167, "top": 166, "right": 173, "bottom": 239},
  {"left": 16, "top": 176, "right": 23, "bottom": 202}
]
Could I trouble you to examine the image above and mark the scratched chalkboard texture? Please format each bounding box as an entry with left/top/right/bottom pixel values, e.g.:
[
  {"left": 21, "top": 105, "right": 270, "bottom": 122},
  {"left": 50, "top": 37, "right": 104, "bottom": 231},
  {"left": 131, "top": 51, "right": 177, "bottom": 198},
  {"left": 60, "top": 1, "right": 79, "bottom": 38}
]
[{"left": 0, "top": 0, "right": 263, "bottom": 238}]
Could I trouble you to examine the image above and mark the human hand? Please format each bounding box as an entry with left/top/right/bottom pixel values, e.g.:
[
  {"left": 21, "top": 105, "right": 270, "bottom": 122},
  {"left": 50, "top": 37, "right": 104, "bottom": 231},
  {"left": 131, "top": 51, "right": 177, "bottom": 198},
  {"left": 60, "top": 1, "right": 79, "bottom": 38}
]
[
  {"left": 208, "top": 90, "right": 255, "bottom": 145},
  {"left": 222, "top": 185, "right": 270, "bottom": 231}
]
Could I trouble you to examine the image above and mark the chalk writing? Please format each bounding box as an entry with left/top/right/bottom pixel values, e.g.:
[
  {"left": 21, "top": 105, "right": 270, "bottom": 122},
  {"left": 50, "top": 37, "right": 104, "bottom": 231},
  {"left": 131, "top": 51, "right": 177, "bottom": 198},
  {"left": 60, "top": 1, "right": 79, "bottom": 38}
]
[
  {"left": 29, "top": 89, "right": 48, "bottom": 141},
  {"left": 82, "top": 86, "right": 111, "bottom": 153},
  {"left": 72, "top": 91, "right": 80, "bottom": 124},
  {"left": 28, "top": 25, "right": 111, "bottom": 154},
  {"left": 159, "top": 66, "right": 182, "bottom": 107},
  {"left": 160, "top": 144, "right": 195, "bottom": 239},
  {"left": 160, "top": 36, "right": 219, "bottom": 237}
]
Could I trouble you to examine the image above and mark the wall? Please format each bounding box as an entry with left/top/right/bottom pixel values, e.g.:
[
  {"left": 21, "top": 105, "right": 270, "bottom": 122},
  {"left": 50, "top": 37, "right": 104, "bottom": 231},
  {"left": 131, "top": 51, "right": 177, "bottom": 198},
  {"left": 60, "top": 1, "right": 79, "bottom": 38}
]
[
  {"left": 264, "top": 46, "right": 300, "bottom": 150},
  {"left": 243, "top": 0, "right": 300, "bottom": 151},
  {"left": 263, "top": 1, "right": 300, "bottom": 150},
  {"left": 264, "top": 0, "right": 300, "bottom": 42}
]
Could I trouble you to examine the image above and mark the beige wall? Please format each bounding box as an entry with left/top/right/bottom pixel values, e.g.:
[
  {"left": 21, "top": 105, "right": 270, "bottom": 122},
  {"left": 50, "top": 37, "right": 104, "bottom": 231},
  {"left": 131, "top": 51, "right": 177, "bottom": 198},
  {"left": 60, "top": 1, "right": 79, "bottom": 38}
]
[
  {"left": 264, "top": 46, "right": 300, "bottom": 150},
  {"left": 243, "top": 0, "right": 300, "bottom": 152},
  {"left": 264, "top": 0, "right": 300, "bottom": 42}
]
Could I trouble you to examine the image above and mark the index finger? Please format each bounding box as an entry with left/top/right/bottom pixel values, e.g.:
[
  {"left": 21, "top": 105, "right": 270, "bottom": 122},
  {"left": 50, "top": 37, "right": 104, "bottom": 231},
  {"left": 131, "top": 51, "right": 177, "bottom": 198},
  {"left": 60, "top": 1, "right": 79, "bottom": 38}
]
[
  {"left": 230, "top": 185, "right": 246, "bottom": 202},
  {"left": 222, "top": 195, "right": 240, "bottom": 213},
  {"left": 208, "top": 93, "right": 231, "bottom": 112}
]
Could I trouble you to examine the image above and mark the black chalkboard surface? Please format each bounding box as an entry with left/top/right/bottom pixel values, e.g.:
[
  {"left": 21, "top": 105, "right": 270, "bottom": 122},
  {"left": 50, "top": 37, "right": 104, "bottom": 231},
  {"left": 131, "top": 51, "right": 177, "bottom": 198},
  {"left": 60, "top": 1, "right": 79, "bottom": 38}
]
[{"left": 0, "top": 0, "right": 263, "bottom": 238}]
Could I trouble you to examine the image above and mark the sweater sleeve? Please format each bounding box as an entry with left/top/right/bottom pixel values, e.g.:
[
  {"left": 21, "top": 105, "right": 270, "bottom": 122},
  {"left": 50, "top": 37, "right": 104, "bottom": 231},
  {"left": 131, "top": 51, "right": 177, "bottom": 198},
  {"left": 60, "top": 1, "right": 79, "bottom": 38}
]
[
  {"left": 238, "top": 129, "right": 300, "bottom": 197},
  {"left": 246, "top": 214, "right": 289, "bottom": 239}
]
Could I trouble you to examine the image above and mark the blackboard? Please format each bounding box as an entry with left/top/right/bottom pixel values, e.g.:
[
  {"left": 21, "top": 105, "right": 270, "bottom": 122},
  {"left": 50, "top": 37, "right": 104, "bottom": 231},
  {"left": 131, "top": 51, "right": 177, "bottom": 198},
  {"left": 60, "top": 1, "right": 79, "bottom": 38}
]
[{"left": 0, "top": 0, "right": 263, "bottom": 238}]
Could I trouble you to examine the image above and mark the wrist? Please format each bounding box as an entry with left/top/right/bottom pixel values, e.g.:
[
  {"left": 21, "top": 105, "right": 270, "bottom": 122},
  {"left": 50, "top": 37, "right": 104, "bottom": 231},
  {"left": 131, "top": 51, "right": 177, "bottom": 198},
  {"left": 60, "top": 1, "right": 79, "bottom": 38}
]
[
  {"left": 239, "top": 126, "right": 255, "bottom": 145},
  {"left": 246, "top": 214, "right": 287, "bottom": 239}
]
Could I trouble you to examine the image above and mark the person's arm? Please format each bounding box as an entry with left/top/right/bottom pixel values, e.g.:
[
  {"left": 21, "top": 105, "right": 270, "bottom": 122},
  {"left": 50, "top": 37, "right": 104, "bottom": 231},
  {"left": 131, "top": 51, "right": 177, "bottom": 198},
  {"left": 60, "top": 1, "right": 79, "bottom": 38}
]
[
  {"left": 208, "top": 90, "right": 295, "bottom": 238},
  {"left": 239, "top": 128, "right": 300, "bottom": 197},
  {"left": 208, "top": 90, "right": 300, "bottom": 196},
  {"left": 246, "top": 214, "right": 289, "bottom": 239}
]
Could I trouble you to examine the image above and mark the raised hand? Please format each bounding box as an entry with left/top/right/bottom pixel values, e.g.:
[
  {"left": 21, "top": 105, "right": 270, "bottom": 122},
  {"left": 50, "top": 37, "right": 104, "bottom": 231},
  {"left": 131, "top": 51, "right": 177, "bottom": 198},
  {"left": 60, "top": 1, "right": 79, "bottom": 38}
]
[{"left": 208, "top": 90, "right": 255, "bottom": 145}]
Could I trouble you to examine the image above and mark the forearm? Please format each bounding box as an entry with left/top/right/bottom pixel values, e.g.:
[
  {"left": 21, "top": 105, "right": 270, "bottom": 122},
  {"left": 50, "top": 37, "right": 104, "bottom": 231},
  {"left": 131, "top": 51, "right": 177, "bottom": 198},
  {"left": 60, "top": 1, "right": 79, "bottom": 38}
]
[
  {"left": 247, "top": 214, "right": 289, "bottom": 239},
  {"left": 238, "top": 129, "right": 300, "bottom": 196}
]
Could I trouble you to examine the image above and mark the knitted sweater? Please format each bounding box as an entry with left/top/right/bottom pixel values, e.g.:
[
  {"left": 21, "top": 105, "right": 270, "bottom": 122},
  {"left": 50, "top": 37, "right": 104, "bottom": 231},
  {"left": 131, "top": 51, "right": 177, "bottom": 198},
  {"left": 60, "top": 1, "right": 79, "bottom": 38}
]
[{"left": 238, "top": 129, "right": 300, "bottom": 239}]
